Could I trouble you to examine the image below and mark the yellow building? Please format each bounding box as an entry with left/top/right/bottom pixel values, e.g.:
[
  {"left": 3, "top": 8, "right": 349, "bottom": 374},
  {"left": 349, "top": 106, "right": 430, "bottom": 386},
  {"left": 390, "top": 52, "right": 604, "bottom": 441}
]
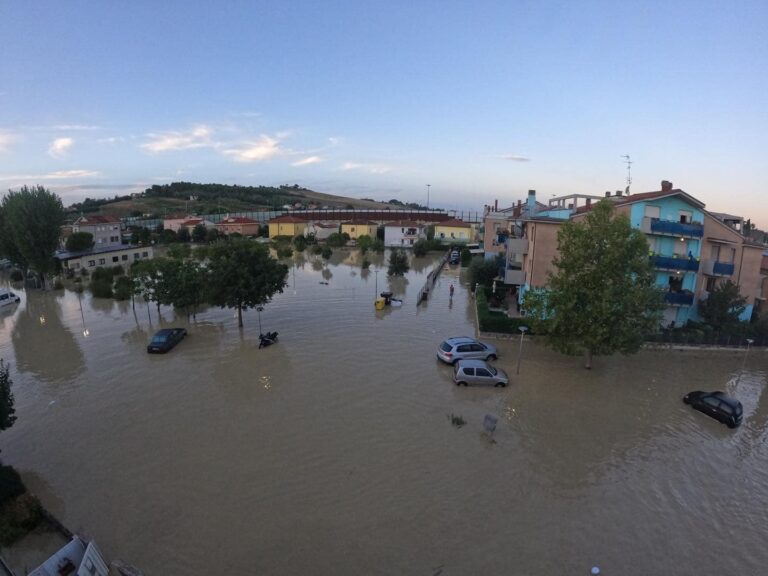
[
  {"left": 434, "top": 218, "right": 472, "bottom": 243},
  {"left": 341, "top": 220, "right": 379, "bottom": 240},
  {"left": 268, "top": 215, "right": 308, "bottom": 238}
]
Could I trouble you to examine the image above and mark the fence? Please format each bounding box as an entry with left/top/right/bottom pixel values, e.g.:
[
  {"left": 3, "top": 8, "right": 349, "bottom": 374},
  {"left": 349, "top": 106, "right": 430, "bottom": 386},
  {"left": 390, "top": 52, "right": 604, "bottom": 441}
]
[
  {"left": 417, "top": 252, "right": 450, "bottom": 305},
  {"left": 644, "top": 332, "right": 767, "bottom": 348}
]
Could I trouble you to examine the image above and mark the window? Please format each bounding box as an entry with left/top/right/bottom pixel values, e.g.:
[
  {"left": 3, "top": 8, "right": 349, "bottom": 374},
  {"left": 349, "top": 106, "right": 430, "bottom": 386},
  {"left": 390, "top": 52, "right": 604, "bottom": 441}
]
[
  {"left": 668, "top": 276, "right": 683, "bottom": 292},
  {"left": 703, "top": 397, "right": 720, "bottom": 408},
  {"left": 88, "top": 260, "right": 96, "bottom": 267},
  {"left": 99, "top": 258, "right": 105, "bottom": 265},
  {"left": 679, "top": 210, "right": 692, "bottom": 224},
  {"left": 112, "top": 256, "right": 119, "bottom": 263},
  {"left": 457, "top": 345, "right": 471, "bottom": 352},
  {"left": 710, "top": 245, "right": 721, "bottom": 260},
  {"left": 476, "top": 368, "right": 491, "bottom": 377},
  {"left": 706, "top": 277, "right": 717, "bottom": 292},
  {"left": 644, "top": 205, "right": 661, "bottom": 219},
  {"left": 462, "top": 368, "right": 475, "bottom": 376},
  {"left": 0, "top": 294, "right": 7, "bottom": 301},
  {"left": 142, "top": 252, "right": 148, "bottom": 257},
  {"left": 134, "top": 253, "right": 140, "bottom": 260},
  {"left": 122, "top": 255, "right": 128, "bottom": 261},
  {"left": 673, "top": 238, "right": 687, "bottom": 256}
]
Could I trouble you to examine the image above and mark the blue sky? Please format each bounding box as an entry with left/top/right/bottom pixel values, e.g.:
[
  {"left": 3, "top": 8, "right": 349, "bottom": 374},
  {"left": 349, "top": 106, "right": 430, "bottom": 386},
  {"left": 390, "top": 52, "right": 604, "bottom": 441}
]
[{"left": 1, "top": 1, "right": 767, "bottom": 226}]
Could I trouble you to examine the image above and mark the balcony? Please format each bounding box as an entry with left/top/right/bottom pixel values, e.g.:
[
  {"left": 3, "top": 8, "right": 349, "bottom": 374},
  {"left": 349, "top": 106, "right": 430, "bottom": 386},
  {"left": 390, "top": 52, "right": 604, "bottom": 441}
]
[
  {"left": 664, "top": 291, "right": 694, "bottom": 306},
  {"left": 642, "top": 217, "right": 703, "bottom": 238},
  {"left": 649, "top": 254, "right": 699, "bottom": 272},
  {"left": 504, "top": 269, "right": 525, "bottom": 285},
  {"left": 506, "top": 238, "right": 528, "bottom": 254},
  {"left": 702, "top": 259, "right": 735, "bottom": 277}
]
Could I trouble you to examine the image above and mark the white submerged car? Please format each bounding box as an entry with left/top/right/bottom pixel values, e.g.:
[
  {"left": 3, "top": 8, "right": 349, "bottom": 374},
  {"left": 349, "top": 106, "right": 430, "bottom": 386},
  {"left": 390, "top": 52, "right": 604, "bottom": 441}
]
[{"left": 0, "top": 288, "right": 20, "bottom": 308}]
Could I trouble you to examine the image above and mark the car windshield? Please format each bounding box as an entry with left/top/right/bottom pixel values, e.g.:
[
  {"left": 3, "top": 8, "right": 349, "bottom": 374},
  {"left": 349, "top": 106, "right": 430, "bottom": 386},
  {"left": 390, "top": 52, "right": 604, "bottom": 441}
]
[
  {"left": 440, "top": 342, "right": 452, "bottom": 352},
  {"left": 152, "top": 334, "right": 169, "bottom": 343},
  {"left": 488, "top": 365, "right": 497, "bottom": 376}
]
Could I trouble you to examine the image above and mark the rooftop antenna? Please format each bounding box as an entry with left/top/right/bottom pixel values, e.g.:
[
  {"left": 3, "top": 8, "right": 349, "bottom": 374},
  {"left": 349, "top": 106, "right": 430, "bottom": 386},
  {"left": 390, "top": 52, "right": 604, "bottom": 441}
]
[{"left": 621, "top": 154, "right": 632, "bottom": 195}]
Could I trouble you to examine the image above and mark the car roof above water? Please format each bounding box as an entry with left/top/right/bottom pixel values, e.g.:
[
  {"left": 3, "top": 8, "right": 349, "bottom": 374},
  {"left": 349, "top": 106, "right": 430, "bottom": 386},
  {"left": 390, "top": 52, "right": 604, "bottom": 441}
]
[
  {"left": 456, "top": 359, "right": 490, "bottom": 369},
  {"left": 444, "top": 336, "right": 476, "bottom": 345}
]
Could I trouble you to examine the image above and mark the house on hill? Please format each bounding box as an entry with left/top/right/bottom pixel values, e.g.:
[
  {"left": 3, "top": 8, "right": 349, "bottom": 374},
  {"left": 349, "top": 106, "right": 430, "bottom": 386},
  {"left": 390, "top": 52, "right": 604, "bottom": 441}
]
[{"left": 73, "top": 215, "right": 123, "bottom": 248}]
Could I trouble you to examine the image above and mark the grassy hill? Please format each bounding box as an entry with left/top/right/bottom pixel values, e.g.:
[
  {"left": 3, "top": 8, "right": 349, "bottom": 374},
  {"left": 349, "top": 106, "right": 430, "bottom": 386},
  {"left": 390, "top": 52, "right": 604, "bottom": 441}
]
[{"left": 65, "top": 182, "right": 410, "bottom": 220}]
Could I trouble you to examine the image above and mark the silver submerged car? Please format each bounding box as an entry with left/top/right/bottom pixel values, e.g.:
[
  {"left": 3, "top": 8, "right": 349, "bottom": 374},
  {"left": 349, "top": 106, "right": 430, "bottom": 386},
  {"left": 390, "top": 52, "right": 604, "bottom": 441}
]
[
  {"left": 437, "top": 336, "right": 497, "bottom": 364},
  {"left": 453, "top": 359, "right": 509, "bottom": 387}
]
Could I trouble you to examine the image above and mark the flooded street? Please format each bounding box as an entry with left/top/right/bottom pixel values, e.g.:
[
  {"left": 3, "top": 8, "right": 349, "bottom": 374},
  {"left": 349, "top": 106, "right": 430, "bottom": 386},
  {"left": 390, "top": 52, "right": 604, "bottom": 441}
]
[{"left": 1, "top": 250, "right": 767, "bottom": 575}]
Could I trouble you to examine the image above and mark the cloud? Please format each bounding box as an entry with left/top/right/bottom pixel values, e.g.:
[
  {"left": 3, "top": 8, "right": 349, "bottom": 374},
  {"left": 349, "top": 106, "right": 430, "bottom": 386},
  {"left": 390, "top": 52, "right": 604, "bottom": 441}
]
[
  {"left": 97, "top": 136, "right": 125, "bottom": 144},
  {"left": 340, "top": 161, "right": 390, "bottom": 174},
  {"left": 141, "top": 126, "right": 216, "bottom": 152},
  {"left": 48, "top": 137, "right": 74, "bottom": 158},
  {"left": 222, "top": 135, "right": 284, "bottom": 163},
  {"left": 292, "top": 155, "right": 323, "bottom": 167},
  {"left": 501, "top": 154, "right": 530, "bottom": 162},
  {"left": 327, "top": 137, "right": 342, "bottom": 147},
  {"left": 0, "top": 131, "right": 15, "bottom": 152},
  {"left": 0, "top": 169, "right": 99, "bottom": 182},
  {"left": 53, "top": 124, "right": 100, "bottom": 131}
]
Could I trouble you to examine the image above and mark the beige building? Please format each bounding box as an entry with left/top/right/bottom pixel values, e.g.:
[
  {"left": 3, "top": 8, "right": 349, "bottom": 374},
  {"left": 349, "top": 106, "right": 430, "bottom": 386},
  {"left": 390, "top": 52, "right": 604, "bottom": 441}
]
[{"left": 341, "top": 220, "right": 378, "bottom": 240}]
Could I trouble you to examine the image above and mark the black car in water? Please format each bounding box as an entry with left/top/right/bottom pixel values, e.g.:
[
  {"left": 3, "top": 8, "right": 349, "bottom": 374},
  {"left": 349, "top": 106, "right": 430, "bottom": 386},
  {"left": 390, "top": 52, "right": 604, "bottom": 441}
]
[
  {"left": 683, "top": 391, "right": 743, "bottom": 428},
  {"left": 147, "top": 328, "right": 187, "bottom": 354}
]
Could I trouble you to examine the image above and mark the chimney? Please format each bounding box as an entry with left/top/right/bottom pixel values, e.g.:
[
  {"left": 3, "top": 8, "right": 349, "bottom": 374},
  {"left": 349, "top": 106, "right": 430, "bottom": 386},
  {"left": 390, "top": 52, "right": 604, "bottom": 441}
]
[
  {"left": 661, "top": 180, "right": 673, "bottom": 193},
  {"left": 605, "top": 191, "right": 611, "bottom": 198},
  {"left": 495, "top": 199, "right": 498, "bottom": 212},
  {"left": 616, "top": 190, "right": 623, "bottom": 197}
]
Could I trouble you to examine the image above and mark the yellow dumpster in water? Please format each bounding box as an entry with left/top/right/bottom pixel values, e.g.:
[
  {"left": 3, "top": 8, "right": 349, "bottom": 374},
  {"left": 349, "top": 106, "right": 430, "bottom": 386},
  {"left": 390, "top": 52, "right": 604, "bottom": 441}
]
[{"left": 374, "top": 297, "right": 386, "bottom": 310}]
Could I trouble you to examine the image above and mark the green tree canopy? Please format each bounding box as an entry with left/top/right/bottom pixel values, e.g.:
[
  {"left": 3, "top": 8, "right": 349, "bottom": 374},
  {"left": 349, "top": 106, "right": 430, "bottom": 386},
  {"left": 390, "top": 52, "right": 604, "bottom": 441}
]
[
  {"left": 387, "top": 249, "right": 409, "bottom": 276},
  {"left": 0, "top": 185, "right": 65, "bottom": 287},
  {"left": 191, "top": 224, "right": 208, "bottom": 243},
  {"left": 698, "top": 280, "right": 747, "bottom": 331},
  {"left": 205, "top": 238, "right": 288, "bottom": 327},
  {"left": 65, "top": 232, "right": 94, "bottom": 252},
  {"left": 524, "top": 200, "right": 663, "bottom": 369}
]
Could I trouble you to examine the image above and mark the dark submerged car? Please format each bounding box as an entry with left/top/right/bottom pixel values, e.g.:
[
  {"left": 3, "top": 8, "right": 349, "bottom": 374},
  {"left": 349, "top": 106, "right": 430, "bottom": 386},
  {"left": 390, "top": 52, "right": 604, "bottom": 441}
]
[
  {"left": 683, "top": 391, "right": 743, "bottom": 428},
  {"left": 147, "top": 328, "right": 187, "bottom": 354}
]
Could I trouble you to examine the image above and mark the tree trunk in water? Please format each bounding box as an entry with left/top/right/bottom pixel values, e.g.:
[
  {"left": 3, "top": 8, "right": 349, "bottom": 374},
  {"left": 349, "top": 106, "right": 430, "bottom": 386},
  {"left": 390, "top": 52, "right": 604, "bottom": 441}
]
[
  {"left": 237, "top": 305, "right": 243, "bottom": 328},
  {"left": 584, "top": 349, "right": 593, "bottom": 369}
]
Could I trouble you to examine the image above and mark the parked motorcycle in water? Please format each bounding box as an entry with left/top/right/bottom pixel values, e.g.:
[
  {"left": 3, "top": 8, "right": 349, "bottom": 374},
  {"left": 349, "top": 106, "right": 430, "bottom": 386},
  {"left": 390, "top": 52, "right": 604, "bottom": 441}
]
[{"left": 259, "top": 331, "right": 279, "bottom": 349}]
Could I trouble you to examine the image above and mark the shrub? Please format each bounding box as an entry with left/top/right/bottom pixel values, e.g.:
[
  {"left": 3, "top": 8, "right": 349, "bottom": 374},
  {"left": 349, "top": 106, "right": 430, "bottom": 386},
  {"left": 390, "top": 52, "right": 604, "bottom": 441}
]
[
  {"left": 113, "top": 276, "right": 133, "bottom": 300},
  {"left": 321, "top": 246, "right": 333, "bottom": 259},
  {"left": 276, "top": 246, "right": 293, "bottom": 259},
  {"left": 476, "top": 291, "right": 534, "bottom": 334},
  {"left": 112, "top": 265, "right": 125, "bottom": 276},
  {"left": 89, "top": 278, "right": 113, "bottom": 298},
  {"left": 52, "top": 278, "right": 64, "bottom": 290},
  {"left": 9, "top": 270, "right": 22, "bottom": 282},
  {"left": 0, "top": 492, "right": 43, "bottom": 546},
  {"left": 0, "top": 465, "right": 25, "bottom": 505},
  {"left": 361, "top": 258, "right": 371, "bottom": 269},
  {"left": 312, "top": 245, "right": 323, "bottom": 255},
  {"left": 293, "top": 235, "right": 307, "bottom": 252}
]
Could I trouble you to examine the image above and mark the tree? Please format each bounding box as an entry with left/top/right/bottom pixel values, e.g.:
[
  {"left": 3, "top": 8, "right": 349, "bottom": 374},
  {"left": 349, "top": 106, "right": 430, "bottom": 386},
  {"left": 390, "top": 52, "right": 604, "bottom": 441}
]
[
  {"left": 0, "top": 360, "right": 17, "bottom": 432},
  {"left": 524, "top": 200, "right": 663, "bottom": 369},
  {"left": 387, "top": 249, "right": 409, "bottom": 276},
  {"left": 412, "top": 239, "right": 428, "bottom": 257},
  {"left": 293, "top": 235, "right": 307, "bottom": 252},
  {"left": 177, "top": 227, "right": 191, "bottom": 243},
  {"left": 205, "top": 238, "right": 288, "bottom": 328},
  {"left": 357, "top": 235, "right": 373, "bottom": 254},
  {"left": 0, "top": 185, "right": 64, "bottom": 287},
  {"left": 468, "top": 259, "right": 499, "bottom": 290},
  {"left": 698, "top": 280, "right": 747, "bottom": 331},
  {"left": 192, "top": 224, "right": 207, "bottom": 243},
  {"left": 65, "top": 232, "right": 94, "bottom": 252}
]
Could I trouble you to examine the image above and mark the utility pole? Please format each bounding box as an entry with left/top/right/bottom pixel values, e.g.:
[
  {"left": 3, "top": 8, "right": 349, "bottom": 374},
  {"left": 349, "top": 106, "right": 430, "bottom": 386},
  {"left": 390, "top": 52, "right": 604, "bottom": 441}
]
[
  {"left": 621, "top": 154, "right": 632, "bottom": 195},
  {"left": 426, "top": 184, "right": 431, "bottom": 210}
]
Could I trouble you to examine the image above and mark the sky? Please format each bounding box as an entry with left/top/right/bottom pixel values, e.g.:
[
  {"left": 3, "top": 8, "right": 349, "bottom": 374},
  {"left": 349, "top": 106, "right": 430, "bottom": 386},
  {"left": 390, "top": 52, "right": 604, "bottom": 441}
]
[{"left": 1, "top": 1, "right": 767, "bottom": 227}]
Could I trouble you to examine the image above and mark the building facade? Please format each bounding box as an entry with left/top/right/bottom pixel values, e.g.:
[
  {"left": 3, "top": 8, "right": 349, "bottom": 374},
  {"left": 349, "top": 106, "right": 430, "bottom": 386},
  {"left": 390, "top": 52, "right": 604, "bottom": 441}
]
[{"left": 72, "top": 215, "right": 123, "bottom": 248}]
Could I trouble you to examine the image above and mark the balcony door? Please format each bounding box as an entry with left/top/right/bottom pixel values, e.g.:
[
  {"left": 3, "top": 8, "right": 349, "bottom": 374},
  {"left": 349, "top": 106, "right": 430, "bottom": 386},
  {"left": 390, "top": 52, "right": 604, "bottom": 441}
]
[{"left": 645, "top": 205, "right": 661, "bottom": 219}]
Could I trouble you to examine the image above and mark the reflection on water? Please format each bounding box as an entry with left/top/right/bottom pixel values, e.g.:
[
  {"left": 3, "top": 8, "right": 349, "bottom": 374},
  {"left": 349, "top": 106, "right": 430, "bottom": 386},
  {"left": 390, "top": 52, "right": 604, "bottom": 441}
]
[{"left": 0, "top": 252, "right": 767, "bottom": 575}]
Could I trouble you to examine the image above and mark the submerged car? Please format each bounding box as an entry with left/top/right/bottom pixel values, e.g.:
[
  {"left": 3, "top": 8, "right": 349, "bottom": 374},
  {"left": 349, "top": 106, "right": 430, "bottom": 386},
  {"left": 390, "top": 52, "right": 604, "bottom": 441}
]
[
  {"left": 683, "top": 391, "right": 743, "bottom": 428},
  {"left": 0, "top": 288, "right": 20, "bottom": 309},
  {"left": 437, "top": 336, "right": 497, "bottom": 364},
  {"left": 147, "top": 328, "right": 187, "bottom": 354},
  {"left": 453, "top": 359, "right": 509, "bottom": 387}
]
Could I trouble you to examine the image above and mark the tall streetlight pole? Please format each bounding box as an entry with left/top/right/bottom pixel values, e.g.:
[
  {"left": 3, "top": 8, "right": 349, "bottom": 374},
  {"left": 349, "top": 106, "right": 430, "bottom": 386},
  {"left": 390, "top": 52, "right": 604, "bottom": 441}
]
[
  {"left": 516, "top": 326, "right": 529, "bottom": 375},
  {"left": 426, "top": 184, "right": 431, "bottom": 210}
]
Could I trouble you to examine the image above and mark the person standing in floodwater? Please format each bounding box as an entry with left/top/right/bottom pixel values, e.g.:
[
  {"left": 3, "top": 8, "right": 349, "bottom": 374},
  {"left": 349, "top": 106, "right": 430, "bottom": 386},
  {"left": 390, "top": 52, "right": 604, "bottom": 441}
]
[{"left": 449, "top": 284, "right": 455, "bottom": 297}]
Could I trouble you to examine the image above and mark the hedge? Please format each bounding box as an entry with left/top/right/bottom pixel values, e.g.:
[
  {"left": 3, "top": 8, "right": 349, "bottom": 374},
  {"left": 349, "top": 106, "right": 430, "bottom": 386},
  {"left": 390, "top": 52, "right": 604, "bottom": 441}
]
[{"left": 476, "top": 290, "right": 535, "bottom": 334}]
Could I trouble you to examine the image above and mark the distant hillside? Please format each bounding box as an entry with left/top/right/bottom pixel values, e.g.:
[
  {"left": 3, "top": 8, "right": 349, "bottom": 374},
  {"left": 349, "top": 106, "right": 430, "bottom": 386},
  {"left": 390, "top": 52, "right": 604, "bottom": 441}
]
[{"left": 65, "top": 182, "right": 407, "bottom": 220}]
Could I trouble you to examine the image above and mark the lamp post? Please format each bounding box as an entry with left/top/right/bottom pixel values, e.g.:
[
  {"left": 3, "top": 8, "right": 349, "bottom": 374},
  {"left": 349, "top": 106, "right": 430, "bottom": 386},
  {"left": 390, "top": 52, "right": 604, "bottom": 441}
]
[
  {"left": 374, "top": 269, "right": 379, "bottom": 296},
  {"left": 426, "top": 184, "right": 431, "bottom": 210},
  {"left": 257, "top": 306, "right": 264, "bottom": 335},
  {"left": 516, "top": 326, "right": 529, "bottom": 375}
]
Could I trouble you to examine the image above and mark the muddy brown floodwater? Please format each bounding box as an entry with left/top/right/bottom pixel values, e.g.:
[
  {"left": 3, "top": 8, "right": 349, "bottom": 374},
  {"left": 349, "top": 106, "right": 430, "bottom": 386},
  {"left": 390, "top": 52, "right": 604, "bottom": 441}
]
[{"left": 1, "top": 250, "right": 767, "bottom": 575}]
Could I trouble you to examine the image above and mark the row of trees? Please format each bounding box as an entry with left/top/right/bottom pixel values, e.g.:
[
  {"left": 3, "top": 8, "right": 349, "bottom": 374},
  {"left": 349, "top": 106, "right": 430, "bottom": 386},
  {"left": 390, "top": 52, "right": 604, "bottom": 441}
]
[{"left": 99, "top": 239, "right": 288, "bottom": 328}]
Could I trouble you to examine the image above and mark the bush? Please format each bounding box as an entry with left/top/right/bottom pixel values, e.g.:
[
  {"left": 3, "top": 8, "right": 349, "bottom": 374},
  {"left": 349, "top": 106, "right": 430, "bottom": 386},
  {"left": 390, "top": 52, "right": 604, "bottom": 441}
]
[
  {"left": 361, "top": 258, "right": 371, "bottom": 269},
  {"left": 0, "top": 465, "right": 25, "bottom": 505},
  {"left": 276, "top": 246, "right": 293, "bottom": 259},
  {"left": 52, "top": 278, "right": 64, "bottom": 290},
  {"left": 293, "top": 235, "right": 307, "bottom": 252},
  {"left": 112, "top": 265, "right": 125, "bottom": 276},
  {"left": 476, "top": 291, "right": 535, "bottom": 334},
  {"left": 312, "top": 245, "right": 323, "bottom": 255},
  {"left": 89, "top": 278, "right": 113, "bottom": 298},
  {"left": 9, "top": 270, "right": 22, "bottom": 282},
  {"left": 0, "top": 492, "right": 43, "bottom": 546},
  {"left": 321, "top": 246, "right": 333, "bottom": 259},
  {"left": 113, "top": 276, "right": 133, "bottom": 300}
]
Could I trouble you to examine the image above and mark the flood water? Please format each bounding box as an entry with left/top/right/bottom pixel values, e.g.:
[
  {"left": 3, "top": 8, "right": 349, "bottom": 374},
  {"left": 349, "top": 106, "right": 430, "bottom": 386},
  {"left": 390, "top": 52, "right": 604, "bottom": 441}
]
[{"left": 1, "top": 250, "right": 767, "bottom": 575}]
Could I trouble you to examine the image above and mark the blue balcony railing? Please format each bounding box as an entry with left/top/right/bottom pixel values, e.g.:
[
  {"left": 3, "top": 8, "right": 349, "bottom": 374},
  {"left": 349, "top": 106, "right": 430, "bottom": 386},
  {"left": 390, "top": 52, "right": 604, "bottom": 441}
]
[
  {"left": 650, "top": 255, "right": 700, "bottom": 272},
  {"left": 650, "top": 218, "right": 704, "bottom": 238},
  {"left": 665, "top": 291, "right": 694, "bottom": 306},
  {"left": 713, "top": 261, "right": 735, "bottom": 276}
]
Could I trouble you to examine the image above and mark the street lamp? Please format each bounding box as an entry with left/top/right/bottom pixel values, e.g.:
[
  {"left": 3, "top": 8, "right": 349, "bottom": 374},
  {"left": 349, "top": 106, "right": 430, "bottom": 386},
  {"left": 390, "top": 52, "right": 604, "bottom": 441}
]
[
  {"left": 257, "top": 306, "right": 264, "bottom": 335},
  {"left": 516, "top": 326, "right": 529, "bottom": 375},
  {"left": 426, "top": 184, "right": 431, "bottom": 210}
]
